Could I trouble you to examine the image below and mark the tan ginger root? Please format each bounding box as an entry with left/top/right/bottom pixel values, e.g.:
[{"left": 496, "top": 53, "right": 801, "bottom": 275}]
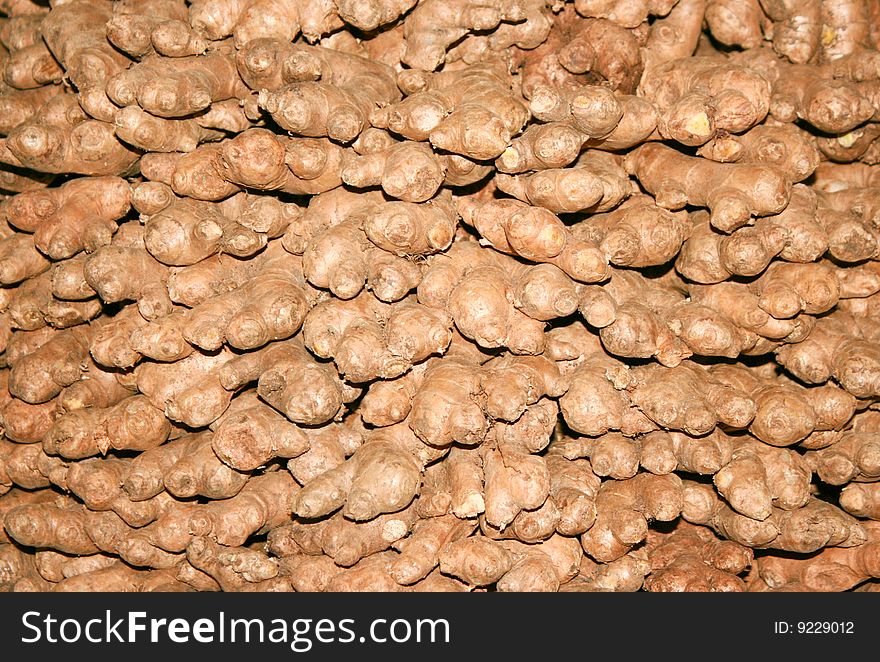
[
  {"left": 0, "top": 542, "right": 46, "bottom": 591},
  {"left": 342, "top": 141, "right": 446, "bottom": 203},
  {"left": 135, "top": 347, "right": 236, "bottom": 428},
  {"left": 399, "top": 0, "right": 528, "bottom": 71},
  {"left": 4, "top": 497, "right": 102, "bottom": 556},
  {"left": 33, "top": 550, "right": 117, "bottom": 584},
  {"left": 39, "top": 1, "right": 131, "bottom": 122},
  {"left": 185, "top": 537, "right": 280, "bottom": 592},
  {"left": 458, "top": 197, "right": 609, "bottom": 284},
  {"left": 626, "top": 142, "right": 791, "bottom": 233},
  {"left": 287, "top": 417, "right": 367, "bottom": 485},
  {"left": 479, "top": 435, "right": 551, "bottom": 531},
  {"left": 407, "top": 358, "right": 490, "bottom": 449},
  {"left": 578, "top": 268, "right": 766, "bottom": 363},
  {"left": 480, "top": 354, "right": 568, "bottom": 423},
  {"left": 293, "top": 506, "right": 419, "bottom": 568},
  {"left": 82, "top": 228, "right": 172, "bottom": 320},
  {"left": 528, "top": 86, "right": 659, "bottom": 157},
  {"left": 749, "top": 260, "right": 840, "bottom": 320},
  {"left": 494, "top": 150, "right": 633, "bottom": 215},
  {"left": 682, "top": 481, "right": 865, "bottom": 553},
  {"left": 362, "top": 193, "right": 458, "bottom": 258},
  {"left": 637, "top": 429, "right": 733, "bottom": 477},
  {"left": 438, "top": 535, "right": 514, "bottom": 587},
  {"left": 7, "top": 324, "right": 93, "bottom": 404},
  {"left": 749, "top": 523, "right": 880, "bottom": 591},
  {"left": 552, "top": 18, "right": 644, "bottom": 94},
  {"left": 41, "top": 399, "right": 161, "bottom": 462},
  {"left": 292, "top": 423, "right": 434, "bottom": 522},
  {"left": 561, "top": 548, "right": 650, "bottom": 592},
  {"left": 495, "top": 97, "right": 652, "bottom": 173},
  {"left": 0, "top": 84, "right": 61, "bottom": 138},
  {"left": 0, "top": 440, "right": 57, "bottom": 490},
  {"left": 391, "top": 515, "right": 477, "bottom": 585},
  {"left": 542, "top": 452, "right": 600, "bottom": 537},
  {"left": 417, "top": 241, "right": 548, "bottom": 354},
  {"left": 442, "top": 0, "right": 552, "bottom": 70},
  {"left": 303, "top": 296, "right": 452, "bottom": 383},
  {"left": 2, "top": 96, "right": 139, "bottom": 176},
  {"left": 104, "top": 0, "right": 190, "bottom": 59},
  {"left": 776, "top": 310, "right": 880, "bottom": 399},
  {"left": 3, "top": 0, "right": 880, "bottom": 595},
  {"left": 290, "top": 194, "right": 423, "bottom": 302},
  {"left": 0, "top": 395, "right": 58, "bottom": 444},
  {"left": 758, "top": 0, "right": 821, "bottom": 64},
  {"left": 217, "top": 339, "right": 353, "bottom": 426},
  {"left": 582, "top": 473, "right": 684, "bottom": 563},
  {"left": 372, "top": 62, "right": 529, "bottom": 161},
  {"left": 139, "top": 131, "right": 345, "bottom": 200},
  {"left": 572, "top": 0, "right": 678, "bottom": 28},
  {"left": 643, "top": 521, "right": 753, "bottom": 592},
  {"left": 2, "top": 41, "right": 62, "bottom": 90},
  {"left": 840, "top": 483, "right": 880, "bottom": 520},
  {"left": 0, "top": 230, "right": 50, "bottom": 285},
  {"left": 160, "top": 433, "right": 250, "bottom": 501},
  {"left": 280, "top": 190, "right": 451, "bottom": 300},
  {"left": 307, "top": 553, "right": 399, "bottom": 592},
  {"left": 806, "top": 432, "right": 880, "bottom": 486},
  {"left": 152, "top": 471, "right": 298, "bottom": 552},
  {"left": 146, "top": 251, "right": 308, "bottom": 353},
  {"left": 5, "top": 269, "right": 102, "bottom": 331},
  {"left": 713, "top": 437, "right": 812, "bottom": 520},
  {"left": 51, "top": 254, "right": 98, "bottom": 302},
  {"left": 708, "top": 364, "right": 854, "bottom": 447},
  {"left": 554, "top": 331, "right": 653, "bottom": 438},
  {"left": 107, "top": 52, "right": 247, "bottom": 119},
  {"left": 627, "top": 361, "right": 758, "bottom": 436},
  {"left": 678, "top": 281, "right": 814, "bottom": 357},
  {"left": 696, "top": 123, "right": 820, "bottom": 184},
  {"left": 492, "top": 536, "right": 583, "bottom": 591},
  {"left": 704, "top": 0, "right": 764, "bottom": 49},
  {"left": 6, "top": 176, "right": 130, "bottom": 259},
  {"left": 639, "top": 56, "right": 772, "bottom": 147},
  {"left": 113, "top": 105, "right": 227, "bottom": 154},
  {"left": 212, "top": 400, "right": 310, "bottom": 472},
  {"left": 751, "top": 54, "right": 876, "bottom": 134},
  {"left": 142, "top": 198, "right": 250, "bottom": 266},
  {"left": 199, "top": 0, "right": 343, "bottom": 46},
  {"left": 256, "top": 45, "right": 399, "bottom": 144},
  {"left": 675, "top": 209, "right": 800, "bottom": 286}
]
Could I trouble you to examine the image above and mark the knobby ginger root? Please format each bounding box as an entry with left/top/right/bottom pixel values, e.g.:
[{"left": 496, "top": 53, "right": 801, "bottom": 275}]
[
  {"left": 1, "top": 0, "right": 880, "bottom": 594},
  {"left": 644, "top": 521, "right": 753, "bottom": 592},
  {"left": 626, "top": 142, "right": 791, "bottom": 232}
]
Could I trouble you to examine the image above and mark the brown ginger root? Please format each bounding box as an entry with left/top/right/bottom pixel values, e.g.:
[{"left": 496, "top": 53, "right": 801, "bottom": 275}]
[
  {"left": 749, "top": 523, "right": 880, "bottom": 591},
  {"left": 643, "top": 521, "right": 753, "bottom": 592},
  {"left": 391, "top": 514, "right": 477, "bottom": 585},
  {"left": 293, "top": 423, "right": 432, "bottom": 522},
  {"left": 494, "top": 150, "right": 633, "bottom": 216},
  {"left": 372, "top": 62, "right": 529, "bottom": 160},
  {"left": 418, "top": 241, "right": 547, "bottom": 355},
  {"left": 581, "top": 472, "right": 684, "bottom": 563},
  {"left": 713, "top": 437, "right": 812, "bottom": 520},
  {"left": 639, "top": 56, "right": 772, "bottom": 147},
  {"left": 6, "top": 176, "right": 130, "bottom": 259},
  {"left": 107, "top": 52, "right": 247, "bottom": 119},
  {"left": 807, "top": 432, "right": 880, "bottom": 485},
  {"left": 626, "top": 142, "right": 791, "bottom": 233},
  {"left": 682, "top": 481, "right": 865, "bottom": 553}
]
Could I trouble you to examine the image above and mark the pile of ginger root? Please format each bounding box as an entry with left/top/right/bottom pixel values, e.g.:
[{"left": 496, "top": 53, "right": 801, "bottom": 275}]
[{"left": 3, "top": 0, "right": 880, "bottom": 593}]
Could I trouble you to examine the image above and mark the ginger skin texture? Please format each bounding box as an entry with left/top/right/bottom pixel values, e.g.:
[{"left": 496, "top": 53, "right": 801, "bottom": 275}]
[{"left": 1, "top": 0, "right": 879, "bottom": 594}]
